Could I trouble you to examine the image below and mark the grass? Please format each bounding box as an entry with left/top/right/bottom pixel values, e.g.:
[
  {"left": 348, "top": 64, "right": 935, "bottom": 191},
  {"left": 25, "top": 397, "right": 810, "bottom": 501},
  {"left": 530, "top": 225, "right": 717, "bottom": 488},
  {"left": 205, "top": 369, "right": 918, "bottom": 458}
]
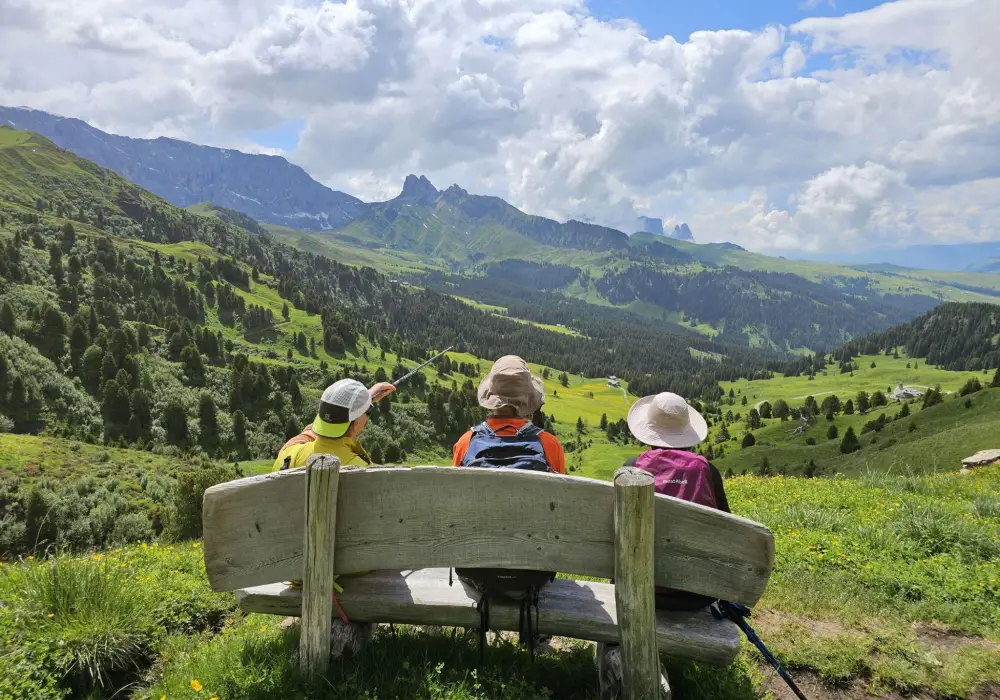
[
  {"left": 0, "top": 542, "right": 232, "bottom": 699},
  {"left": 719, "top": 353, "right": 980, "bottom": 408},
  {"left": 2, "top": 466, "right": 999, "bottom": 699}
]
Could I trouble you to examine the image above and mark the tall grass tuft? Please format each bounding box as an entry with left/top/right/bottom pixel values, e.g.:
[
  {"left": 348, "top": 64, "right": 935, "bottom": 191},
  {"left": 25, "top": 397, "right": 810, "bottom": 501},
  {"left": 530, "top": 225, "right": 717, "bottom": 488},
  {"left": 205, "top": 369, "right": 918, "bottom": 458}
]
[{"left": 7, "top": 553, "right": 158, "bottom": 690}]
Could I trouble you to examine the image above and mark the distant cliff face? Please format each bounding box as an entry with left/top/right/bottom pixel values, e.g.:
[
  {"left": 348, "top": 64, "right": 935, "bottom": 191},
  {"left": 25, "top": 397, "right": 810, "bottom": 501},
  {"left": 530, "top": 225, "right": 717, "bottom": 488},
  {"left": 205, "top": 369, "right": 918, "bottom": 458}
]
[
  {"left": 636, "top": 216, "right": 664, "bottom": 235},
  {"left": 0, "top": 106, "right": 364, "bottom": 230}
]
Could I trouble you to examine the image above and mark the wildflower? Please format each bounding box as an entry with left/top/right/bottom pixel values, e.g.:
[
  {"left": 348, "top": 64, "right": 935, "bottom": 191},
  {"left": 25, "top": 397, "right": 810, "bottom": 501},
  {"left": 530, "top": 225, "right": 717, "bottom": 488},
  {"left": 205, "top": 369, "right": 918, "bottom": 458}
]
[
  {"left": 190, "top": 679, "right": 203, "bottom": 692},
  {"left": 210, "top": 697, "right": 219, "bottom": 700},
  {"left": 160, "top": 696, "right": 166, "bottom": 700},
  {"left": 92, "top": 554, "right": 102, "bottom": 561},
  {"left": 192, "top": 542, "right": 201, "bottom": 548},
  {"left": 27, "top": 555, "right": 34, "bottom": 561},
  {"left": 47, "top": 613, "right": 55, "bottom": 619},
  {"left": 260, "top": 626, "right": 267, "bottom": 633}
]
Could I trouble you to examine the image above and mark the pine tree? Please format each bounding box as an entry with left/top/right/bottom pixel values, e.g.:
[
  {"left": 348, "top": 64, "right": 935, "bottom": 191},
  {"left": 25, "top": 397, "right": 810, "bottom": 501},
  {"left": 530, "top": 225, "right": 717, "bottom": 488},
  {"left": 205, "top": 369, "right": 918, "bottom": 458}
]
[
  {"left": 599, "top": 413, "right": 608, "bottom": 430},
  {"left": 759, "top": 401, "right": 772, "bottom": 419},
  {"left": 840, "top": 426, "right": 861, "bottom": 454},
  {"left": 131, "top": 388, "right": 151, "bottom": 436},
  {"left": 163, "top": 398, "right": 188, "bottom": 446},
  {"left": 282, "top": 302, "right": 290, "bottom": 321},
  {"left": 576, "top": 416, "right": 585, "bottom": 435},
  {"left": 715, "top": 423, "right": 731, "bottom": 443},
  {"left": 844, "top": 399, "right": 855, "bottom": 415},
  {"left": 898, "top": 402, "right": 911, "bottom": 418},
  {"left": 827, "top": 425, "right": 838, "bottom": 440},
  {"left": 181, "top": 346, "right": 204, "bottom": 385},
  {"left": 772, "top": 399, "right": 789, "bottom": 420},
  {"left": 198, "top": 394, "right": 219, "bottom": 454},
  {"left": 855, "top": 391, "right": 870, "bottom": 414},
  {"left": 992, "top": 367, "right": 1000, "bottom": 388},
  {"left": 0, "top": 302, "right": 16, "bottom": 336},
  {"left": 232, "top": 410, "right": 248, "bottom": 457},
  {"left": 746, "top": 408, "right": 762, "bottom": 430},
  {"left": 741, "top": 432, "right": 756, "bottom": 448},
  {"left": 559, "top": 372, "right": 569, "bottom": 388}
]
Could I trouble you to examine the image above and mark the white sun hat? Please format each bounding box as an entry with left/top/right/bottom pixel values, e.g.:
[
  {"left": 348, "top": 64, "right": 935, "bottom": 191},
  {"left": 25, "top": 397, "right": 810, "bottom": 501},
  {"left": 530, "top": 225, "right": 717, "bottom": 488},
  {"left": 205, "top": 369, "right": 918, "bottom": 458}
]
[
  {"left": 314, "top": 379, "right": 372, "bottom": 438},
  {"left": 626, "top": 392, "right": 708, "bottom": 449}
]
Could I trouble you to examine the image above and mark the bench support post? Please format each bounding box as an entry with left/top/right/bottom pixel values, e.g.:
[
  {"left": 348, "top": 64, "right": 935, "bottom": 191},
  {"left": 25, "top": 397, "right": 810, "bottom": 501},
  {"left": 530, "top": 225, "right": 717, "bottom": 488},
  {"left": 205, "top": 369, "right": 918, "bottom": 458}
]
[
  {"left": 300, "top": 454, "right": 341, "bottom": 676},
  {"left": 614, "top": 467, "right": 660, "bottom": 700}
]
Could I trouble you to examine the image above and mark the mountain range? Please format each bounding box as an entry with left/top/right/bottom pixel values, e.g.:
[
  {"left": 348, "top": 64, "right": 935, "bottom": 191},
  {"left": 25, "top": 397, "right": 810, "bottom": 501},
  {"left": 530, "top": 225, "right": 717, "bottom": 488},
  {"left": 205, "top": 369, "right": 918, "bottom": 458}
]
[
  {"left": 8, "top": 106, "right": 1000, "bottom": 354},
  {"left": 0, "top": 106, "right": 364, "bottom": 230}
]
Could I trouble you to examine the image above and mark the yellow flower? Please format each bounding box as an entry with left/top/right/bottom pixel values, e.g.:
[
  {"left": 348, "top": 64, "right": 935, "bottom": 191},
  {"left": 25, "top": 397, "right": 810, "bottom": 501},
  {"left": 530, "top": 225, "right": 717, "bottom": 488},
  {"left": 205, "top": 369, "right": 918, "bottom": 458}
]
[
  {"left": 190, "top": 680, "right": 203, "bottom": 692},
  {"left": 160, "top": 696, "right": 166, "bottom": 700},
  {"left": 47, "top": 613, "right": 55, "bottom": 619},
  {"left": 210, "top": 697, "right": 219, "bottom": 700},
  {"left": 27, "top": 555, "right": 34, "bottom": 561},
  {"left": 92, "top": 554, "right": 102, "bottom": 561},
  {"left": 260, "top": 626, "right": 268, "bottom": 633}
]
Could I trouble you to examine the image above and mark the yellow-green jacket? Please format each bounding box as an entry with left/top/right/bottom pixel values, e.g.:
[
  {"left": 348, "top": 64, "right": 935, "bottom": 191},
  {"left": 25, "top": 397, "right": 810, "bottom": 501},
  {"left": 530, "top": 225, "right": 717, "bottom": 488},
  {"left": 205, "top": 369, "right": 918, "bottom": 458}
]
[{"left": 272, "top": 425, "right": 371, "bottom": 471}]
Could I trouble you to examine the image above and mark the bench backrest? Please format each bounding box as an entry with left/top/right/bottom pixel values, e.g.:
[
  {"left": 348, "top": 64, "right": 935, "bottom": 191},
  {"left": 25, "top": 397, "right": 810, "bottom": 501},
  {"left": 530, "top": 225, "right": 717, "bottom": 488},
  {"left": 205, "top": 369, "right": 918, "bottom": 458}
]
[{"left": 203, "top": 466, "right": 774, "bottom": 606}]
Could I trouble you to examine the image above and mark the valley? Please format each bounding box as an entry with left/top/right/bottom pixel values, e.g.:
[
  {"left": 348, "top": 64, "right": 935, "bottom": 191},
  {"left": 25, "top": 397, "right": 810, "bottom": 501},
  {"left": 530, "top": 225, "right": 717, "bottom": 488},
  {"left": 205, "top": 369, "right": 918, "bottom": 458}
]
[{"left": 2, "top": 120, "right": 1000, "bottom": 700}]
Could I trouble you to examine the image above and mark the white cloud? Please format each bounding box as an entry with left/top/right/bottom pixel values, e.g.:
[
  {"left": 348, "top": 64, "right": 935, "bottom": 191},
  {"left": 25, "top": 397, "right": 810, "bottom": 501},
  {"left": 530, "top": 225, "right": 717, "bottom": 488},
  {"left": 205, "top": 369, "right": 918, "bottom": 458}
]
[{"left": 0, "top": 0, "right": 998, "bottom": 251}]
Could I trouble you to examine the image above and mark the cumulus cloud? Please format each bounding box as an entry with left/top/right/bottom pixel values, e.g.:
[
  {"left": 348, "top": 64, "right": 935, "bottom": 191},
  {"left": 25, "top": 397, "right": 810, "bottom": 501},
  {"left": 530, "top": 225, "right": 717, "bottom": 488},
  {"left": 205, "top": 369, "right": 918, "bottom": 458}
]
[{"left": 0, "top": 0, "right": 998, "bottom": 251}]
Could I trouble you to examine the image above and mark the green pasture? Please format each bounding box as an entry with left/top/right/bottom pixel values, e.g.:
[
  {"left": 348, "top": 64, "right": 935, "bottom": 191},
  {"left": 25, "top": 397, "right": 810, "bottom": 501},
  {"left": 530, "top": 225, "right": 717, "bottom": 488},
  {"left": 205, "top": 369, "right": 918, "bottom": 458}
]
[{"left": 720, "top": 354, "right": 982, "bottom": 408}]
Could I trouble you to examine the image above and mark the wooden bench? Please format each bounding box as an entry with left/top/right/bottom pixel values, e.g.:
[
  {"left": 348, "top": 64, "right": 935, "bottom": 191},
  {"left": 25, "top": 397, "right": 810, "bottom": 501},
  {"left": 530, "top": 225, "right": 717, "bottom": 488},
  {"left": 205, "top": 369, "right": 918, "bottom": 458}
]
[{"left": 203, "top": 456, "right": 774, "bottom": 699}]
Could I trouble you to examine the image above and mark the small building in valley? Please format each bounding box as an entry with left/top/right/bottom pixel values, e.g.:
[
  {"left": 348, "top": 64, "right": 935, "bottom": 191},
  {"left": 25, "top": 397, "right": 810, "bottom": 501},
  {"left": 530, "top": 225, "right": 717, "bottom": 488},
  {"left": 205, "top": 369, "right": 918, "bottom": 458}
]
[
  {"left": 607, "top": 376, "right": 621, "bottom": 388},
  {"left": 890, "top": 384, "right": 924, "bottom": 401}
]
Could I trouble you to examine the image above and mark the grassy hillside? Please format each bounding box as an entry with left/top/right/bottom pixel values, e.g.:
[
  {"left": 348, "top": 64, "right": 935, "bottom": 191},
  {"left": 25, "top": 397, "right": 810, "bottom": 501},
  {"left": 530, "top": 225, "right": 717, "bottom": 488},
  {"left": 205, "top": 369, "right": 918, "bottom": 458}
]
[
  {"left": 713, "top": 375, "right": 1000, "bottom": 478},
  {"left": 3, "top": 461, "right": 997, "bottom": 700}
]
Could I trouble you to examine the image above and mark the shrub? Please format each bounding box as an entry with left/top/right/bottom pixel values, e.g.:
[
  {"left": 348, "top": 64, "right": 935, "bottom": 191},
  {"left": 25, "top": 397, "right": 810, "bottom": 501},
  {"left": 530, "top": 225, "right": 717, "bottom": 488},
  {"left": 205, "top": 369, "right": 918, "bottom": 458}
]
[
  {"left": 741, "top": 432, "right": 756, "bottom": 448},
  {"left": 111, "top": 512, "right": 154, "bottom": 544},
  {"left": 170, "top": 465, "right": 237, "bottom": 540},
  {"left": 0, "top": 413, "right": 14, "bottom": 433},
  {"left": 806, "top": 437, "right": 817, "bottom": 446},
  {"left": 827, "top": 425, "right": 838, "bottom": 440},
  {"left": 6, "top": 555, "right": 159, "bottom": 692}
]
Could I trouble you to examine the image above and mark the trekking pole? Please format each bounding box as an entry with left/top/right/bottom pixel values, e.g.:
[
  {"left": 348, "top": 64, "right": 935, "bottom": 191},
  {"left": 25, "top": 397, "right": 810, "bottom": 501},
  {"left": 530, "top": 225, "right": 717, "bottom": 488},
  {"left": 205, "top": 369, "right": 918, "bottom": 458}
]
[
  {"left": 714, "top": 601, "right": 809, "bottom": 700},
  {"left": 371, "top": 346, "right": 454, "bottom": 401}
]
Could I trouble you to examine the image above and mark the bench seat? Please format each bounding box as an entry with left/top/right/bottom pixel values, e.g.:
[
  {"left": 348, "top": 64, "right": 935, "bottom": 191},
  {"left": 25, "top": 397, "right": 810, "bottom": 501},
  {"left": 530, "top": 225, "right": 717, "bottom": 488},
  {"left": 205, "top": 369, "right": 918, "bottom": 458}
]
[{"left": 236, "top": 568, "right": 741, "bottom": 666}]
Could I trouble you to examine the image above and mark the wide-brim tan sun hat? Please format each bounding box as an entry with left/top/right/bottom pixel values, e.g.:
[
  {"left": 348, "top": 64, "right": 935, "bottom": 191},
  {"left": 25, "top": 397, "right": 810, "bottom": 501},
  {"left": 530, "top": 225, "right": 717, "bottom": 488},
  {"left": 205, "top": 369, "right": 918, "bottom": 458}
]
[
  {"left": 627, "top": 392, "right": 708, "bottom": 449},
  {"left": 477, "top": 355, "right": 546, "bottom": 417}
]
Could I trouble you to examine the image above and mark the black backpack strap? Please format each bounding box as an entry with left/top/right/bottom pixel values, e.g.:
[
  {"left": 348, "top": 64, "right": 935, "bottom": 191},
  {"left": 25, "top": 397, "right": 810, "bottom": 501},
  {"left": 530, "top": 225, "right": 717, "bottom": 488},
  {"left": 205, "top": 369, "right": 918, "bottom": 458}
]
[{"left": 476, "top": 595, "right": 490, "bottom": 666}]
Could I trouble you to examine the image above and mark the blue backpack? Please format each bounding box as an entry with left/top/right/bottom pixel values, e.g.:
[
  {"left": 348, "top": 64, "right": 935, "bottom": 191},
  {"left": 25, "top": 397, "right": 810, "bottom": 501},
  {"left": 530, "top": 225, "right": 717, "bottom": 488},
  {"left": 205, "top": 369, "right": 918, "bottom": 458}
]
[
  {"left": 456, "top": 420, "right": 554, "bottom": 661},
  {"left": 460, "top": 421, "right": 553, "bottom": 472}
]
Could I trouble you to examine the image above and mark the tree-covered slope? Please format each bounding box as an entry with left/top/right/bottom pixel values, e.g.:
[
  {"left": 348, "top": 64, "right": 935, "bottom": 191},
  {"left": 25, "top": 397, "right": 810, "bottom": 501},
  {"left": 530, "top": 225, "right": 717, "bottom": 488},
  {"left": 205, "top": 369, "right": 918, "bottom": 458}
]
[{"left": 834, "top": 302, "right": 1000, "bottom": 371}]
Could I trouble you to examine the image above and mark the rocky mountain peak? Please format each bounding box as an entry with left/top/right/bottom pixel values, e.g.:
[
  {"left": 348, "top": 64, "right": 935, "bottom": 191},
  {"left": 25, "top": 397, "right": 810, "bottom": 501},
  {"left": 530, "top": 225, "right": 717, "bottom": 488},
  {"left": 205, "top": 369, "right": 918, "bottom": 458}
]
[{"left": 398, "top": 174, "right": 439, "bottom": 204}]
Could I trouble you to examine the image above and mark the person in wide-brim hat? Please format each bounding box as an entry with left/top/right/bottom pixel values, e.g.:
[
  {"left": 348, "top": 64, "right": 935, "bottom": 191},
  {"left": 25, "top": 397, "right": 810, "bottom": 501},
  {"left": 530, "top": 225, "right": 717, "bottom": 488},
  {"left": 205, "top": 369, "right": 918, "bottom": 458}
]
[
  {"left": 626, "top": 391, "right": 709, "bottom": 448},
  {"left": 476, "top": 355, "right": 547, "bottom": 417},
  {"left": 452, "top": 355, "right": 565, "bottom": 473}
]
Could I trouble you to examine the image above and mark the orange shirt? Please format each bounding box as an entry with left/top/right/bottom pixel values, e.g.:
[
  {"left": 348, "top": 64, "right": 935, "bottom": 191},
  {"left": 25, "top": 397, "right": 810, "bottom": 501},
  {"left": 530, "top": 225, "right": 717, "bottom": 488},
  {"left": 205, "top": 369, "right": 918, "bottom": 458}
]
[{"left": 452, "top": 417, "right": 566, "bottom": 474}]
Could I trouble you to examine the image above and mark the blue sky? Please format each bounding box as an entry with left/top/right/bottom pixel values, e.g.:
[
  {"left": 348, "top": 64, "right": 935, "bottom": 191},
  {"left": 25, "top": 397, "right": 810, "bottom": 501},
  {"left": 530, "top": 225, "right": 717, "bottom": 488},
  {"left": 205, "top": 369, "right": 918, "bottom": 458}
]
[{"left": 586, "top": 0, "right": 886, "bottom": 40}]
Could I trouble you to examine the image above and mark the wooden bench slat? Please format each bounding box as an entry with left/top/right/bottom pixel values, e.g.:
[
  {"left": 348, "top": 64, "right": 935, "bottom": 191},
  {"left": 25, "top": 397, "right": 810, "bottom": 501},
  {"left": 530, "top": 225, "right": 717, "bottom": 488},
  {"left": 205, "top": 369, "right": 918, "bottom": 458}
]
[
  {"left": 236, "top": 568, "right": 741, "bottom": 666},
  {"left": 205, "top": 467, "right": 773, "bottom": 605}
]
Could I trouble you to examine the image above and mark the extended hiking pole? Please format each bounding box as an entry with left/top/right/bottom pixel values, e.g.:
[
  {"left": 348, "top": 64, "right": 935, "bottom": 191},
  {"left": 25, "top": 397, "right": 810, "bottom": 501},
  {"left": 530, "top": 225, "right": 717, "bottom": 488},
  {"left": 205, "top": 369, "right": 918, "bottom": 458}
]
[
  {"left": 371, "top": 346, "right": 455, "bottom": 401},
  {"left": 714, "top": 601, "right": 809, "bottom": 700}
]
